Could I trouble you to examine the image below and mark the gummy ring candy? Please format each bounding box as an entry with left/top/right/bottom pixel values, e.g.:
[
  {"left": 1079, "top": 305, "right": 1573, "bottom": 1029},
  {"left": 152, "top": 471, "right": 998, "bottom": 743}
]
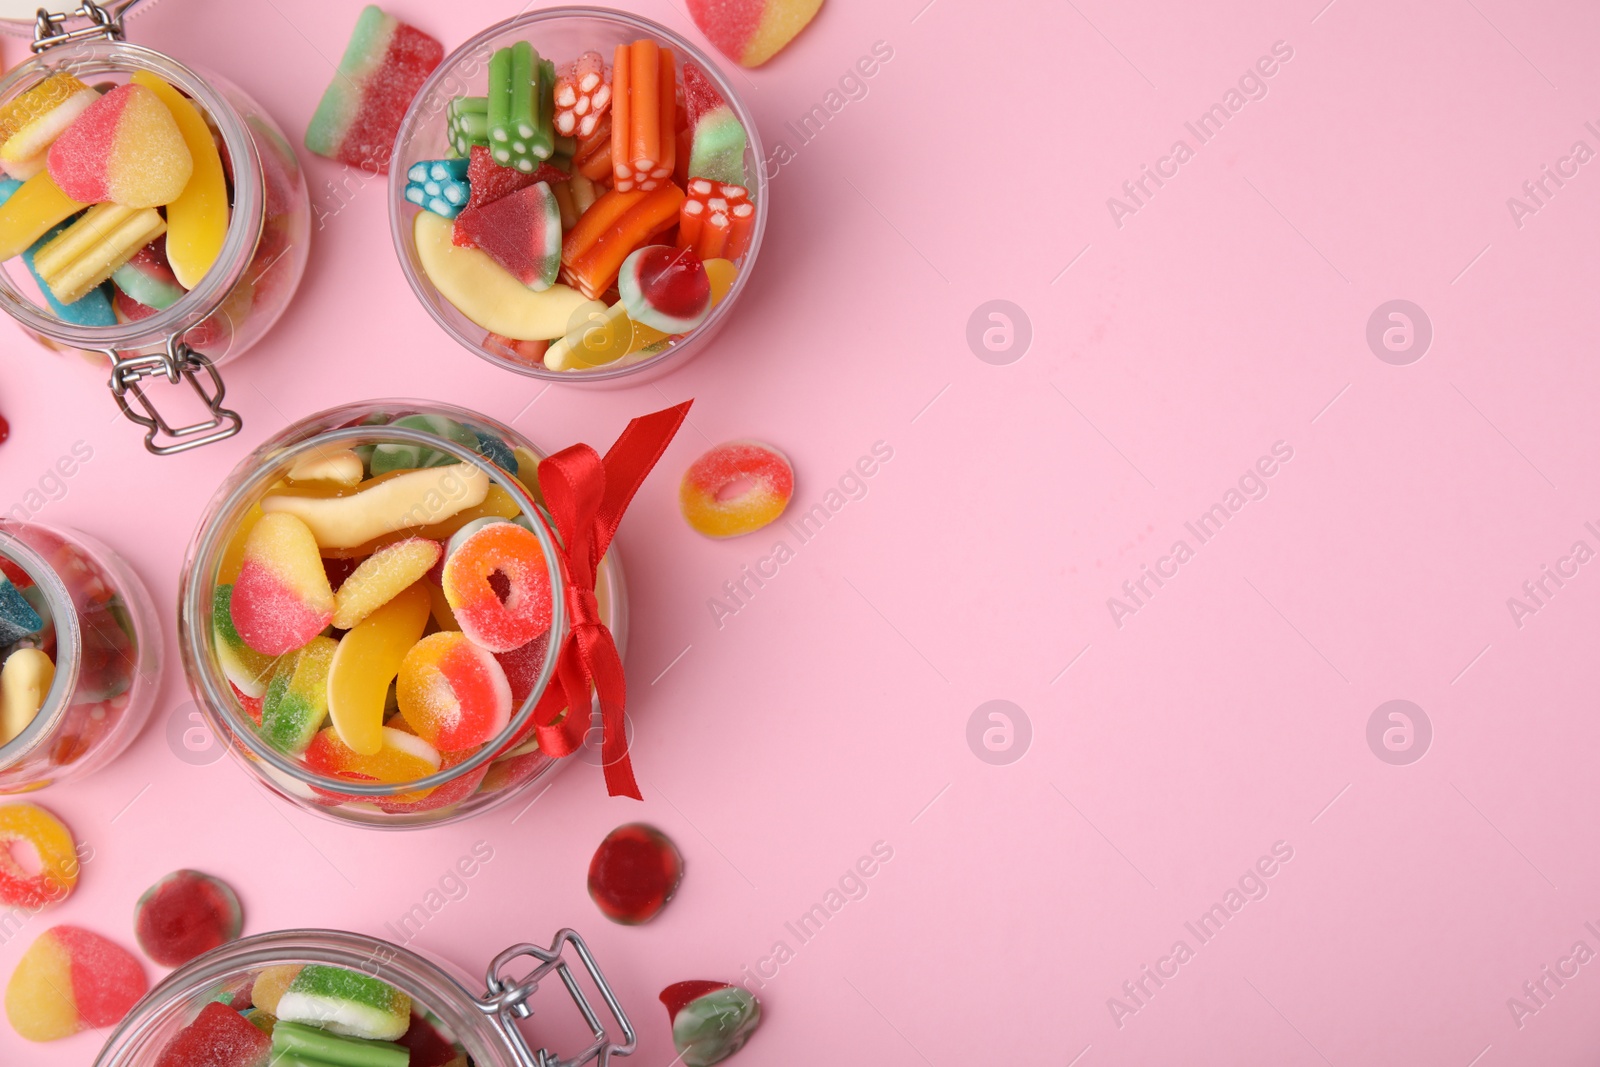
[
  {"left": 397, "top": 631, "right": 512, "bottom": 751},
  {"left": 0, "top": 802, "right": 79, "bottom": 909},
  {"left": 441, "top": 521, "right": 553, "bottom": 653},
  {"left": 678, "top": 440, "right": 793, "bottom": 538}
]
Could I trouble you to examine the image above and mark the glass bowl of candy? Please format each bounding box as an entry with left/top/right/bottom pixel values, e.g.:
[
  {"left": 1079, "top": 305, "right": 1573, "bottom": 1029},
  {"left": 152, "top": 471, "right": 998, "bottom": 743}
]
[
  {"left": 0, "top": 519, "right": 161, "bottom": 793},
  {"left": 389, "top": 8, "right": 767, "bottom": 382},
  {"left": 93, "top": 927, "right": 636, "bottom": 1066},
  {"left": 0, "top": 30, "right": 310, "bottom": 452},
  {"left": 177, "top": 401, "right": 627, "bottom": 829}
]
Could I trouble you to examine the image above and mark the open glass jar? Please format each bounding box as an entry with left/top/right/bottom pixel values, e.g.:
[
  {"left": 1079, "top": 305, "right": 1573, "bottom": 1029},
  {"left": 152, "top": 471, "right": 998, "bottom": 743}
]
[
  {"left": 93, "top": 928, "right": 637, "bottom": 1067},
  {"left": 178, "top": 401, "right": 627, "bottom": 829},
  {"left": 0, "top": 1, "right": 311, "bottom": 453},
  {"left": 390, "top": 8, "right": 768, "bottom": 384},
  {"left": 0, "top": 518, "right": 160, "bottom": 792}
]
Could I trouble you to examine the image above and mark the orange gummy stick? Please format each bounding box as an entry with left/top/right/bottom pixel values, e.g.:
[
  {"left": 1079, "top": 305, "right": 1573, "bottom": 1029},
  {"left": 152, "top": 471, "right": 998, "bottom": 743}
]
[
  {"left": 563, "top": 187, "right": 647, "bottom": 264},
  {"left": 610, "top": 43, "right": 631, "bottom": 185},
  {"left": 649, "top": 49, "right": 676, "bottom": 188},
  {"left": 628, "top": 41, "right": 659, "bottom": 172},
  {"left": 563, "top": 183, "right": 686, "bottom": 299}
]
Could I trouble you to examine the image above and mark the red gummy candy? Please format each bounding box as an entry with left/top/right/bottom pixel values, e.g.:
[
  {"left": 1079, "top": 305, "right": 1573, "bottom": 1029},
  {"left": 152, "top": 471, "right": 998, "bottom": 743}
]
[
  {"left": 465, "top": 144, "right": 569, "bottom": 211},
  {"left": 451, "top": 183, "right": 561, "bottom": 287},
  {"left": 154, "top": 1001, "right": 270, "bottom": 1067},
  {"left": 660, "top": 979, "right": 728, "bottom": 1019},
  {"left": 0, "top": 413, "right": 9, "bottom": 446},
  {"left": 682, "top": 60, "right": 729, "bottom": 124},
  {"left": 374, "top": 748, "right": 489, "bottom": 815},
  {"left": 53, "top": 925, "right": 149, "bottom": 1028},
  {"left": 396, "top": 1010, "right": 462, "bottom": 1067},
  {"left": 135, "top": 870, "right": 244, "bottom": 967},
  {"left": 588, "top": 823, "right": 684, "bottom": 925}
]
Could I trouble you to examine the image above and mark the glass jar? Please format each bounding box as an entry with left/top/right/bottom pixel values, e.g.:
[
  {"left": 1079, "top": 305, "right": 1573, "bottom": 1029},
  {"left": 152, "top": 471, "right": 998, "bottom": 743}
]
[
  {"left": 0, "top": 518, "right": 161, "bottom": 792},
  {"left": 0, "top": 1, "right": 311, "bottom": 453},
  {"left": 390, "top": 8, "right": 768, "bottom": 384},
  {"left": 178, "top": 400, "right": 628, "bottom": 829},
  {"left": 93, "top": 927, "right": 637, "bottom": 1066}
]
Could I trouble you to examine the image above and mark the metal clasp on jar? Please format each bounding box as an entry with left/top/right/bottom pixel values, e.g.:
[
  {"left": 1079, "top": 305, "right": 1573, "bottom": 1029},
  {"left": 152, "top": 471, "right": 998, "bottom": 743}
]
[
  {"left": 106, "top": 337, "right": 242, "bottom": 455},
  {"left": 30, "top": 0, "right": 143, "bottom": 50},
  {"left": 480, "top": 929, "right": 637, "bottom": 1067}
]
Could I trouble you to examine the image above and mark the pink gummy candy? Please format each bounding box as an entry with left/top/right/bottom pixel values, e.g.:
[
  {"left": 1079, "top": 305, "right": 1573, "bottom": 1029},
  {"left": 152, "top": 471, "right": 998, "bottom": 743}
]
[
  {"left": 154, "top": 1001, "right": 270, "bottom": 1067},
  {"left": 47, "top": 83, "right": 193, "bottom": 208},
  {"left": 304, "top": 5, "right": 443, "bottom": 174}
]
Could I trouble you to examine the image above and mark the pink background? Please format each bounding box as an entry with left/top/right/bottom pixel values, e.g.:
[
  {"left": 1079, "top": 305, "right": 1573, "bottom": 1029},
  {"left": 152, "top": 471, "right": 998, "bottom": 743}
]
[{"left": 3, "top": 0, "right": 1600, "bottom": 1062}]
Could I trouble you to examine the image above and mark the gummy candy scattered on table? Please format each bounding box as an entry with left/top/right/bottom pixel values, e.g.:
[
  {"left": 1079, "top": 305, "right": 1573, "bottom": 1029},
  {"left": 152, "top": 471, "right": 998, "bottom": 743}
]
[{"left": 407, "top": 29, "right": 758, "bottom": 373}]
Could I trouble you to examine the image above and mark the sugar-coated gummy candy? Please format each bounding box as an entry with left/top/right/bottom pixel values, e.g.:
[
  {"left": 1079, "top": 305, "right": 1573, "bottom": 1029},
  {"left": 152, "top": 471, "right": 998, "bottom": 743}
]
[
  {"left": 261, "top": 462, "right": 492, "bottom": 550},
  {"left": 373, "top": 745, "right": 488, "bottom": 815},
  {"left": 660, "top": 981, "right": 762, "bottom": 1066},
  {"left": 681, "top": 61, "right": 747, "bottom": 187},
  {"left": 679, "top": 441, "right": 794, "bottom": 538},
  {"left": 213, "top": 584, "right": 279, "bottom": 698},
  {"left": 554, "top": 51, "right": 613, "bottom": 139},
  {"left": 261, "top": 635, "right": 335, "bottom": 753},
  {"left": 47, "top": 83, "right": 193, "bottom": 208},
  {"left": 0, "top": 73, "right": 98, "bottom": 179},
  {"left": 687, "top": 0, "right": 824, "bottom": 67},
  {"left": 464, "top": 143, "right": 566, "bottom": 212},
  {"left": 5, "top": 925, "right": 148, "bottom": 1041},
  {"left": 153, "top": 1001, "right": 271, "bottom": 1067},
  {"left": 327, "top": 583, "right": 431, "bottom": 755},
  {"left": 1, "top": 647, "right": 56, "bottom": 745},
  {"left": 441, "top": 521, "right": 553, "bottom": 653},
  {"left": 230, "top": 512, "right": 336, "bottom": 656},
  {"left": 304, "top": 5, "right": 443, "bottom": 174},
  {"left": 0, "top": 802, "right": 78, "bottom": 908},
  {"left": 0, "top": 572, "right": 43, "bottom": 647},
  {"left": 271, "top": 1019, "right": 409, "bottom": 1067},
  {"left": 618, "top": 245, "right": 712, "bottom": 334},
  {"left": 130, "top": 72, "right": 230, "bottom": 288},
  {"left": 134, "top": 870, "right": 244, "bottom": 967},
  {"left": 331, "top": 537, "right": 442, "bottom": 630},
  {"left": 250, "top": 964, "right": 302, "bottom": 1016},
  {"left": 32, "top": 201, "right": 168, "bottom": 304},
  {"left": 414, "top": 210, "right": 601, "bottom": 341},
  {"left": 451, "top": 180, "right": 561, "bottom": 291},
  {"left": 274, "top": 964, "right": 412, "bottom": 1041},
  {"left": 397, "top": 631, "right": 512, "bottom": 752},
  {"left": 588, "top": 823, "right": 685, "bottom": 925},
  {"left": 560, "top": 183, "right": 685, "bottom": 300},
  {"left": 404, "top": 158, "right": 470, "bottom": 219}
]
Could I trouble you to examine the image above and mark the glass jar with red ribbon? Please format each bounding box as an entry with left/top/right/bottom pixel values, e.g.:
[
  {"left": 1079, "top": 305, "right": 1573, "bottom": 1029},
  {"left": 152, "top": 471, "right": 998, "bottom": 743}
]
[{"left": 176, "top": 399, "right": 687, "bottom": 828}]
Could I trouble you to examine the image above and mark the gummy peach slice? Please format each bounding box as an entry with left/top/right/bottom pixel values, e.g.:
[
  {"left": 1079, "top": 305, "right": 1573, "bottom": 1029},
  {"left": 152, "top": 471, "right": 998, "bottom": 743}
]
[
  {"left": 327, "top": 582, "right": 430, "bottom": 755},
  {"left": 261, "top": 462, "right": 491, "bottom": 550},
  {"left": 330, "top": 537, "right": 443, "bottom": 630}
]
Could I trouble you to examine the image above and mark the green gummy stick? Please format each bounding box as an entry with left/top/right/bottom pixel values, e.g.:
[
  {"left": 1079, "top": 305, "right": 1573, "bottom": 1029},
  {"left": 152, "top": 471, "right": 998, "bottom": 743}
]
[
  {"left": 487, "top": 47, "right": 513, "bottom": 143},
  {"left": 510, "top": 41, "right": 536, "bottom": 140},
  {"left": 531, "top": 57, "right": 556, "bottom": 160},
  {"left": 271, "top": 1021, "right": 409, "bottom": 1067}
]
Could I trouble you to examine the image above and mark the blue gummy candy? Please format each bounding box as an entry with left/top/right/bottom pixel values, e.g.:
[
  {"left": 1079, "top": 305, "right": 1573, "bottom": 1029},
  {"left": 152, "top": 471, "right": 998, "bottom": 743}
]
[
  {"left": 403, "top": 158, "right": 471, "bottom": 220},
  {"left": 0, "top": 576, "right": 44, "bottom": 647},
  {"left": 473, "top": 430, "right": 517, "bottom": 475},
  {"left": 0, "top": 178, "right": 116, "bottom": 327}
]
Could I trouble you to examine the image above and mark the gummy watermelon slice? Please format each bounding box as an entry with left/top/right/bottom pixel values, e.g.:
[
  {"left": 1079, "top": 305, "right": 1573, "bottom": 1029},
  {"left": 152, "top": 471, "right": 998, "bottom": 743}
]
[{"left": 451, "top": 182, "right": 561, "bottom": 291}]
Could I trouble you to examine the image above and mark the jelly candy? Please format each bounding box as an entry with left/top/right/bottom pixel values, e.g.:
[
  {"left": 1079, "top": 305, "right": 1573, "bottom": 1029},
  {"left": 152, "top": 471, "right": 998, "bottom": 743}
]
[
  {"left": 153, "top": 1001, "right": 271, "bottom": 1067},
  {"left": 397, "top": 1011, "right": 467, "bottom": 1067},
  {"left": 573, "top": 115, "right": 613, "bottom": 183},
  {"left": 588, "top": 823, "right": 684, "bottom": 925},
  {"left": 678, "top": 179, "right": 754, "bottom": 262},
  {"left": 0, "top": 73, "right": 99, "bottom": 180},
  {"left": 130, "top": 73, "right": 230, "bottom": 288},
  {"left": 213, "top": 585, "right": 278, "bottom": 698},
  {"left": 47, "top": 84, "right": 193, "bottom": 208},
  {"left": 618, "top": 245, "right": 711, "bottom": 333},
  {"left": 316, "top": 482, "right": 524, "bottom": 561},
  {"left": 288, "top": 448, "right": 365, "bottom": 486},
  {"left": 375, "top": 746, "right": 488, "bottom": 815},
  {"left": 554, "top": 51, "right": 612, "bottom": 140},
  {"left": 111, "top": 236, "right": 185, "bottom": 310},
  {"left": 542, "top": 300, "right": 663, "bottom": 371},
  {"left": 687, "top": 0, "right": 823, "bottom": 67},
  {"left": 414, "top": 209, "right": 601, "bottom": 340},
  {"left": 230, "top": 512, "right": 336, "bottom": 656},
  {"left": 369, "top": 414, "right": 481, "bottom": 475},
  {"left": 451, "top": 181, "right": 561, "bottom": 290},
  {"left": 327, "top": 582, "right": 430, "bottom": 755},
  {"left": 0, "top": 572, "right": 43, "bottom": 645},
  {"left": 441, "top": 521, "right": 553, "bottom": 653},
  {"left": 465, "top": 143, "right": 562, "bottom": 211},
  {"left": 262, "top": 462, "right": 491, "bottom": 551},
  {"left": 32, "top": 201, "right": 167, "bottom": 304},
  {"left": 473, "top": 429, "right": 518, "bottom": 474},
  {"left": 561, "top": 183, "right": 685, "bottom": 299},
  {"left": 0, "top": 802, "right": 78, "bottom": 908},
  {"left": 660, "top": 981, "right": 762, "bottom": 1066},
  {"left": 273, "top": 963, "right": 412, "bottom": 1040},
  {"left": 610, "top": 41, "right": 676, "bottom": 192},
  {"left": 0, "top": 178, "right": 120, "bottom": 327},
  {"left": 331, "top": 538, "right": 441, "bottom": 630},
  {"left": 134, "top": 869, "right": 244, "bottom": 967},
  {"left": 250, "top": 964, "right": 302, "bottom": 1015},
  {"left": 404, "top": 158, "right": 470, "bottom": 219},
  {"left": 304, "top": 5, "right": 443, "bottom": 174},
  {"left": 397, "top": 631, "right": 512, "bottom": 751},
  {"left": 5, "top": 925, "right": 148, "bottom": 1041},
  {"left": 0, "top": 169, "right": 87, "bottom": 261},
  {"left": 447, "top": 96, "right": 489, "bottom": 157},
  {"left": 682, "top": 61, "right": 746, "bottom": 187},
  {"left": 272, "top": 1019, "right": 409, "bottom": 1067},
  {"left": 260, "top": 636, "right": 336, "bottom": 754},
  {"left": 1, "top": 648, "right": 55, "bottom": 745},
  {"left": 679, "top": 441, "right": 794, "bottom": 538},
  {"left": 487, "top": 42, "right": 556, "bottom": 171},
  {"left": 493, "top": 631, "right": 551, "bottom": 711}
]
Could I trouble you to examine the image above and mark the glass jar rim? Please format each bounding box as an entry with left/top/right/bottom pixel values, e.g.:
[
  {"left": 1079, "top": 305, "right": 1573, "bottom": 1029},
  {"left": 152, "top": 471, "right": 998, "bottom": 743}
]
[
  {"left": 0, "top": 40, "right": 264, "bottom": 352},
  {"left": 387, "top": 5, "right": 770, "bottom": 382},
  {"left": 0, "top": 522, "right": 83, "bottom": 770},
  {"left": 179, "top": 416, "right": 570, "bottom": 801}
]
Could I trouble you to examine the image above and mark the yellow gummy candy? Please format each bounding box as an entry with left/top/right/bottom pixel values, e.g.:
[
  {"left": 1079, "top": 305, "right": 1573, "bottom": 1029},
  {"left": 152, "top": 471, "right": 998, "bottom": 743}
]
[
  {"left": 4, "top": 931, "right": 78, "bottom": 1041},
  {"left": 1, "top": 649, "right": 56, "bottom": 745},
  {"left": 250, "top": 964, "right": 303, "bottom": 1015},
  {"left": 260, "top": 464, "right": 490, "bottom": 550},
  {"left": 0, "top": 171, "right": 87, "bottom": 262},
  {"left": 32, "top": 202, "right": 166, "bottom": 304},
  {"left": 331, "top": 538, "right": 442, "bottom": 631},
  {"left": 131, "top": 72, "right": 228, "bottom": 289},
  {"left": 327, "top": 582, "right": 430, "bottom": 755}
]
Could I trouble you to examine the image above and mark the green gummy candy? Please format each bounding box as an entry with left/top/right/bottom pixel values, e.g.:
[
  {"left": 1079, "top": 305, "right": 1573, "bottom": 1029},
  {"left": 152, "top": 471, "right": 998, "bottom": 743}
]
[
  {"left": 448, "top": 96, "right": 489, "bottom": 155},
  {"left": 275, "top": 965, "right": 411, "bottom": 1041},
  {"left": 487, "top": 46, "right": 515, "bottom": 147},
  {"left": 260, "top": 636, "right": 335, "bottom": 754},
  {"left": 271, "top": 1020, "right": 409, "bottom": 1067},
  {"left": 672, "top": 987, "right": 762, "bottom": 1066},
  {"left": 369, "top": 414, "right": 482, "bottom": 474}
]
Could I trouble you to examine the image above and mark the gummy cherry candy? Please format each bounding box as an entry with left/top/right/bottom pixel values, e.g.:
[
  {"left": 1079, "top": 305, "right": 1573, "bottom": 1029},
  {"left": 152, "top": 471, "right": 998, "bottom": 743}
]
[
  {"left": 134, "top": 869, "right": 244, "bottom": 967},
  {"left": 153, "top": 1001, "right": 270, "bottom": 1067},
  {"left": 587, "top": 823, "right": 684, "bottom": 925},
  {"left": 5, "top": 925, "right": 148, "bottom": 1041},
  {"left": 618, "top": 245, "right": 712, "bottom": 334},
  {"left": 660, "top": 981, "right": 763, "bottom": 1066}
]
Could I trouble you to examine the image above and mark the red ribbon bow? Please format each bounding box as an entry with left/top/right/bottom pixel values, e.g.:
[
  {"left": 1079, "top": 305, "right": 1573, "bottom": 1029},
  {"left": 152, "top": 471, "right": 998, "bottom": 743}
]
[{"left": 522, "top": 402, "right": 691, "bottom": 799}]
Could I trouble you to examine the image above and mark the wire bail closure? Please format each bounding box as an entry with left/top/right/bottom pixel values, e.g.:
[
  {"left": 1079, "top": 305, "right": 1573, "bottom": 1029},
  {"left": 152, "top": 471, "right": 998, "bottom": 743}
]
[
  {"left": 31, "top": 0, "right": 133, "bottom": 51},
  {"left": 108, "top": 337, "right": 243, "bottom": 455},
  {"left": 479, "top": 929, "right": 637, "bottom": 1067}
]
